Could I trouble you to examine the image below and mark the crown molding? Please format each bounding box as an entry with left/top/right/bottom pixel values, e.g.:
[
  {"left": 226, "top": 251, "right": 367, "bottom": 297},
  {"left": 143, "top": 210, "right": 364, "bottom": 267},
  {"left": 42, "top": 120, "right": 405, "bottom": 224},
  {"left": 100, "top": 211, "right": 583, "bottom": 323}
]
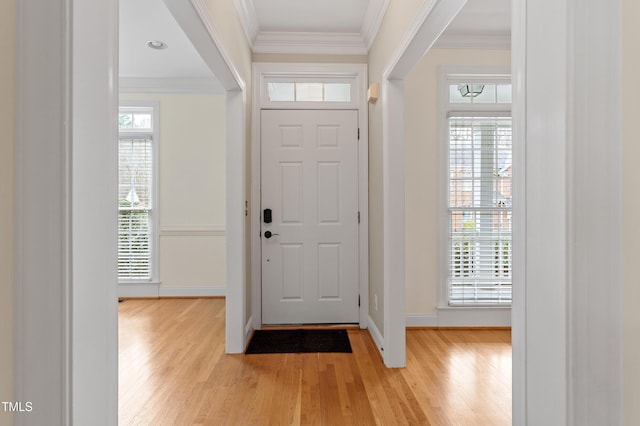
[
  {"left": 434, "top": 33, "right": 511, "bottom": 50},
  {"left": 234, "top": 0, "right": 259, "bottom": 45},
  {"left": 361, "top": 0, "right": 390, "bottom": 49},
  {"left": 233, "top": 0, "right": 390, "bottom": 54},
  {"left": 252, "top": 31, "right": 368, "bottom": 55},
  {"left": 119, "top": 77, "right": 226, "bottom": 94}
]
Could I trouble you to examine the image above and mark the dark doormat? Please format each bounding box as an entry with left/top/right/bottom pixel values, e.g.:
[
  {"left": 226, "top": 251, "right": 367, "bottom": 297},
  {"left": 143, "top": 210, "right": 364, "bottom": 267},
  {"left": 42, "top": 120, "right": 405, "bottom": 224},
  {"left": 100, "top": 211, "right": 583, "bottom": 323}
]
[{"left": 245, "top": 329, "right": 352, "bottom": 354}]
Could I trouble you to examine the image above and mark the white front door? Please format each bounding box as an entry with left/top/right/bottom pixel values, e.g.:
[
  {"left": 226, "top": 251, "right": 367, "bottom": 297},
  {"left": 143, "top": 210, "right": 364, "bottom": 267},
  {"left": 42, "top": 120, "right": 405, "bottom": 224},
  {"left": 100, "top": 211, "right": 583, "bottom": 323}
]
[{"left": 261, "top": 109, "right": 360, "bottom": 324}]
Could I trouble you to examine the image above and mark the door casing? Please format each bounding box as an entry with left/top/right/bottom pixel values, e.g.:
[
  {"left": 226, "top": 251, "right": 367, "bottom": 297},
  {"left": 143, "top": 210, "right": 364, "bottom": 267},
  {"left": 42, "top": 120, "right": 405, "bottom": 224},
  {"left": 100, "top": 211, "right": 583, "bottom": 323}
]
[{"left": 251, "top": 62, "right": 370, "bottom": 331}]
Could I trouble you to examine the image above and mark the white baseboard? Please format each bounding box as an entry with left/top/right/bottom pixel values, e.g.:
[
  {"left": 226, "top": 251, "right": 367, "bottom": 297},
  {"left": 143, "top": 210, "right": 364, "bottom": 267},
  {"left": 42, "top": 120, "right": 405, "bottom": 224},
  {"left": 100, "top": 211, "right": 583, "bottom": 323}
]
[
  {"left": 118, "top": 283, "right": 159, "bottom": 298},
  {"left": 405, "top": 313, "right": 439, "bottom": 327},
  {"left": 405, "top": 309, "right": 511, "bottom": 327},
  {"left": 244, "top": 315, "right": 254, "bottom": 351},
  {"left": 158, "top": 286, "right": 226, "bottom": 297},
  {"left": 367, "top": 315, "right": 384, "bottom": 356},
  {"left": 436, "top": 307, "right": 511, "bottom": 327},
  {"left": 118, "top": 284, "right": 226, "bottom": 298}
]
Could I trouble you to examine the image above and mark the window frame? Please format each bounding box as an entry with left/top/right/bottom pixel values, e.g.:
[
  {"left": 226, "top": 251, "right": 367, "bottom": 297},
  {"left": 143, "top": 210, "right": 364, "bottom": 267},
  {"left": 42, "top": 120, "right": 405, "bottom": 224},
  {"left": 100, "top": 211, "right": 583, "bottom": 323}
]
[
  {"left": 118, "top": 102, "right": 160, "bottom": 284},
  {"left": 438, "top": 67, "right": 512, "bottom": 308}
]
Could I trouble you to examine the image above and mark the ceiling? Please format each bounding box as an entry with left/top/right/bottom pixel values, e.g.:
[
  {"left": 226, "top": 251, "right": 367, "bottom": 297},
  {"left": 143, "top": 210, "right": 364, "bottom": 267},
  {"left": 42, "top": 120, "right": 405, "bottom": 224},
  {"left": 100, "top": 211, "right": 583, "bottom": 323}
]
[
  {"left": 119, "top": 0, "right": 223, "bottom": 92},
  {"left": 254, "top": 0, "right": 371, "bottom": 33},
  {"left": 438, "top": 0, "right": 511, "bottom": 48},
  {"left": 119, "top": 0, "right": 510, "bottom": 85}
]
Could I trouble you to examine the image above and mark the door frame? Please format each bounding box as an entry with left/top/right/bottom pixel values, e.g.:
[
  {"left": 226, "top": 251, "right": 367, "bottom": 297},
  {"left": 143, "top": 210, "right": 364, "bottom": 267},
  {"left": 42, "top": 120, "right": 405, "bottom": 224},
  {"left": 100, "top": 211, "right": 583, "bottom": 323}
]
[{"left": 251, "top": 62, "right": 369, "bottom": 330}]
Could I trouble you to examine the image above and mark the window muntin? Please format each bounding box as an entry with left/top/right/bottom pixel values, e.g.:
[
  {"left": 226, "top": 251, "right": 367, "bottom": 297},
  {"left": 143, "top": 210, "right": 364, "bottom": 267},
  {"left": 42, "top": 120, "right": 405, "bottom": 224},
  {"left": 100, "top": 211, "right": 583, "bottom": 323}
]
[{"left": 118, "top": 106, "right": 156, "bottom": 282}]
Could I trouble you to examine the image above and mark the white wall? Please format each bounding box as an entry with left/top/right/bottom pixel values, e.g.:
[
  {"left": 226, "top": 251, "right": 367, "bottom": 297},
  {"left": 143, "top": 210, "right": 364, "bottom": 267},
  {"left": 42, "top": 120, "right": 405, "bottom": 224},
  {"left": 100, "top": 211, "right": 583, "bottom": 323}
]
[
  {"left": 0, "top": 0, "right": 15, "bottom": 424},
  {"left": 622, "top": 0, "right": 640, "bottom": 423},
  {"left": 120, "top": 93, "right": 227, "bottom": 294},
  {"left": 404, "top": 48, "right": 511, "bottom": 316}
]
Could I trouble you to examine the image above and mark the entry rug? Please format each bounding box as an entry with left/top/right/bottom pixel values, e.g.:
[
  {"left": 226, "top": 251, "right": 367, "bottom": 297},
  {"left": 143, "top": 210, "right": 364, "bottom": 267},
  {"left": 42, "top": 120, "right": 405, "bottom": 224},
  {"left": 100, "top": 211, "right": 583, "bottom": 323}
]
[{"left": 245, "top": 329, "right": 352, "bottom": 354}]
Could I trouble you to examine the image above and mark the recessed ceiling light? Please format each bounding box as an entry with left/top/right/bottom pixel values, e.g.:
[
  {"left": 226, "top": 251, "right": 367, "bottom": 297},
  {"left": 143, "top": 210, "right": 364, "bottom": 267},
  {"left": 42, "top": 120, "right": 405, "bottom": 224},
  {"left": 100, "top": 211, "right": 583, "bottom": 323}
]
[{"left": 146, "top": 40, "right": 167, "bottom": 50}]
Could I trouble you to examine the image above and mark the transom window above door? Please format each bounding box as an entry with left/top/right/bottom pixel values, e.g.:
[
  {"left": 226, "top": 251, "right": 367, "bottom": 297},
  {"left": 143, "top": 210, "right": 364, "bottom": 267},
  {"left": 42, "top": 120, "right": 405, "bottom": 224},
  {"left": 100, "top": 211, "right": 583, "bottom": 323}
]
[
  {"left": 267, "top": 81, "right": 352, "bottom": 102},
  {"left": 260, "top": 74, "right": 359, "bottom": 109}
]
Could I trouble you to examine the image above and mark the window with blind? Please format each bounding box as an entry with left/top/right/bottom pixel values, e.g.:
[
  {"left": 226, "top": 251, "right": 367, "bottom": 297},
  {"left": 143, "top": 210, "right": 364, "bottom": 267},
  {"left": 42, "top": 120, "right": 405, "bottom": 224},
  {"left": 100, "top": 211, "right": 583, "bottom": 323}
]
[
  {"left": 448, "top": 116, "right": 512, "bottom": 305},
  {"left": 118, "top": 106, "right": 157, "bottom": 282}
]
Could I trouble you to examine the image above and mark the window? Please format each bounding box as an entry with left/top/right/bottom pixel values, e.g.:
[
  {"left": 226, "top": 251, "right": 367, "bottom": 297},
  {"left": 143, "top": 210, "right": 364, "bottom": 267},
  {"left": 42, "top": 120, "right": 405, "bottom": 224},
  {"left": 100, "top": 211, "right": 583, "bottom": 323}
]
[
  {"left": 118, "top": 105, "right": 158, "bottom": 282},
  {"left": 266, "top": 80, "right": 352, "bottom": 103},
  {"left": 443, "top": 73, "right": 512, "bottom": 306}
]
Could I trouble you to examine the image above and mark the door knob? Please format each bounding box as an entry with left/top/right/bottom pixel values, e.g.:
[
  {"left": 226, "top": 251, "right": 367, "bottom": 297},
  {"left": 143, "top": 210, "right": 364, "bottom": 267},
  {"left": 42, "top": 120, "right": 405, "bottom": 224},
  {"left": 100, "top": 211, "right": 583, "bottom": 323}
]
[{"left": 264, "top": 231, "right": 279, "bottom": 239}]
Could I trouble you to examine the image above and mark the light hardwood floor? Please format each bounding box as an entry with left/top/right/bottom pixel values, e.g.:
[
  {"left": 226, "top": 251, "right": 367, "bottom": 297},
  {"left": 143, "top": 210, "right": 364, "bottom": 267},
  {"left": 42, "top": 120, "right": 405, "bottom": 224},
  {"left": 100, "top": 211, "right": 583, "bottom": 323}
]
[{"left": 119, "top": 298, "right": 511, "bottom": 425}]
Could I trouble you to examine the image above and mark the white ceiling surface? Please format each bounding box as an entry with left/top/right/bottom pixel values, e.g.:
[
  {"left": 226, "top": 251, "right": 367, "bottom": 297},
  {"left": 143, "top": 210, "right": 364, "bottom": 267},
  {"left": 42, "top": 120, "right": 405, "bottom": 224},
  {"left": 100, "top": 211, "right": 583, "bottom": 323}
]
[
  {"left": 437, "top": 0, "right": 511, "bottom": 48},
  {"left": 119, "top": 0, "right": 511, "bottom": 84},
  {"left": 253, "top": 0, "right": 370, "bottom": 33},
  {"left": 119, "top": 0, "right": 223, "bottom": 92},
  {"left": 236, "top": 0, "right": 389, "bottom": 54},
  {"left": 238, "top": 0, "right": 511, "bottom": 54}
]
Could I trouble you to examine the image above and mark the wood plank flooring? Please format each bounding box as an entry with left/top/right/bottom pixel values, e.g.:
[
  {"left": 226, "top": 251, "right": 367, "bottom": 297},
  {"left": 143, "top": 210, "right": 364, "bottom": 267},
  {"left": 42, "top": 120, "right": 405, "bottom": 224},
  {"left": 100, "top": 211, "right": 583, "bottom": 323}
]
[{"left": 119, "top": 298, "right": 511, "bottom": 425}]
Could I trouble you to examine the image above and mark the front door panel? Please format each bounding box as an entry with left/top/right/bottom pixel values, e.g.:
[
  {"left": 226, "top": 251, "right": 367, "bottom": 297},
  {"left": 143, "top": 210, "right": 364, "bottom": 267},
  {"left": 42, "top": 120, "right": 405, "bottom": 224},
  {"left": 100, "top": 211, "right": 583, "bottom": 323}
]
[{"left": 261, "top": 109, "right": 359, "bottom": 324}]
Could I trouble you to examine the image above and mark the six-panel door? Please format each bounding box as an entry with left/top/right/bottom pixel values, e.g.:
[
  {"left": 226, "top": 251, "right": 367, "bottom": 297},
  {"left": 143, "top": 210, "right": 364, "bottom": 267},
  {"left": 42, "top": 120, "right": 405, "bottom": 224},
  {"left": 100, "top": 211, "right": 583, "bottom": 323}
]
[{"left": 261, "top": 109, "right": 360, "bottom": 324}]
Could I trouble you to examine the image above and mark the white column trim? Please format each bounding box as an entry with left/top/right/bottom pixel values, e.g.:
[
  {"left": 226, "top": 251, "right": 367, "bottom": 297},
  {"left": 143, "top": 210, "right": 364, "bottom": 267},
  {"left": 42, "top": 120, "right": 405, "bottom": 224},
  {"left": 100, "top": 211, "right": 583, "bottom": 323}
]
[
  {"left": 567, "top": 0, "right": 622, "bottom": 423},
  {"left": 380, "top": 0, "right": 468, "bottom": 369},
  {"left": 15, "top": 0, "right": 74, "bottom": 422},
  {"left": 511, "top": 0, "right": 527, "bottom": 423},
  {"left": 381, "top": 78, "right": 406, "bottom": 367}
]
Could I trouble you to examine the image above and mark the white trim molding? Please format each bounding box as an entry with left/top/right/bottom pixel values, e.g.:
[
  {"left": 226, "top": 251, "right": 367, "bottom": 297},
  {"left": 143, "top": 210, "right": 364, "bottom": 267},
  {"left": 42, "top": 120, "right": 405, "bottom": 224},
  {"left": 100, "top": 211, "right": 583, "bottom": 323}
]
[
  {"left": 511, "top": 0, "right": 623, "bottom": 423},
  {"left": 119, "top": 77, "right": 225, "bottom": 94},
  {"left": 244, "top": 315, "right": 254, "bottom": 351},
  {"left": 159, "top": 225, "right": 226, "bottom": 237},
  {"left": 405, "top": 314, "right": 438, "bottom": 328},
  {"left": 159, "top": 286, "right": 226, "bottom": 297},
  {"left": 233, "top": 0, "right": 389, "bottom": 54},
  {"left": 117, "top": 284, "right": 226, "bottom": 298},
  {"left": 405, "top": 309, "right": 510, "bottom": 327},
  {"left": 367, "top": 315, "right": 384, "bottom": 354},
  {"left": 251, "top": 62, "right": 369, "bottom": 331},
  {"left": 434, "top": 33, "right": 511, "bottom": 50},
  {"left": 361, "top": 0, "right": 390, "bottom": 49},
  {"left": 252, "top": 32, "right": 368, "bottom": 55},
  {"left": 380, "top": 0, "right": 467, "bottom": 369},
  {"left": 437, "top": 307, "right": 511, "bottom": 327},
  {"left": 233, "top": 0, "right": 259, "bottom": 45},
  {"left": 118, "top": 283, "right": 160, "bottom": 298},
  {"left": 16, "top": 0, "right": 76, "bottom": 422}
]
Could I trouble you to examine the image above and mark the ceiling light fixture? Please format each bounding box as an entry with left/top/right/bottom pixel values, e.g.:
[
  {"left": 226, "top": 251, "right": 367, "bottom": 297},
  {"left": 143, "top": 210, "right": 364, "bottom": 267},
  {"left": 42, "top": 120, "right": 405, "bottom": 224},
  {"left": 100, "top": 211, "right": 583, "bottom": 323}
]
[
  {"left": 458, "top": 83, "right": 485, "bottom": 97},
  {"left": 146, "top": 40, "right": 168, "bottom": 50}
]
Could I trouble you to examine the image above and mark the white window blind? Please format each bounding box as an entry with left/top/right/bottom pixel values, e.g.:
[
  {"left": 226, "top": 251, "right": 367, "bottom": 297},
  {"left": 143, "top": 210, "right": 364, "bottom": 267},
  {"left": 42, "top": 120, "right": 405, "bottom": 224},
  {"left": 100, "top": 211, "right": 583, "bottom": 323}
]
[
  {"left": 448, "top": 116, "right": 512, "bottom": 305},
  {"left": 118, "top": 107, "right": 154, "bottom": 281}
]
